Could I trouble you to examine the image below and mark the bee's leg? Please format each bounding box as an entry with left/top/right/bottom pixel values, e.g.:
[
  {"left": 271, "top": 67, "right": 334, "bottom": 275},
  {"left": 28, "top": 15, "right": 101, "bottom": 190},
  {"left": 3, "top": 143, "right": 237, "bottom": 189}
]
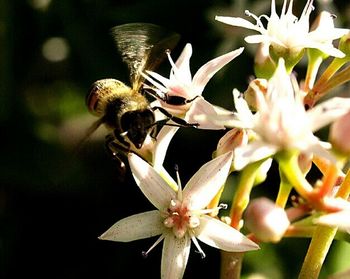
[
  {"left": 105, "top": 134, "right": 129, "bottom": 173},
  {"left": 152, "top": 106, "right": 199, "bottom": 128},
  {"left": 149, "top": 125, "right": 158, "bottom": 140},
  {"left": 111, "top": 128, "right": 131, "bottom": 149},
  {"left": 144, "top": 89, "right": 199, "bottom": 105}
]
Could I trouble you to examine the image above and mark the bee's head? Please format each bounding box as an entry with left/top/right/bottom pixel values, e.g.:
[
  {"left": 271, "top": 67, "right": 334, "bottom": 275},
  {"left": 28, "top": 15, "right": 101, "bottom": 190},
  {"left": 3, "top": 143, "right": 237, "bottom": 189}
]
[{"left": 121, "top": 109, "right": 155, "bottom": 149}]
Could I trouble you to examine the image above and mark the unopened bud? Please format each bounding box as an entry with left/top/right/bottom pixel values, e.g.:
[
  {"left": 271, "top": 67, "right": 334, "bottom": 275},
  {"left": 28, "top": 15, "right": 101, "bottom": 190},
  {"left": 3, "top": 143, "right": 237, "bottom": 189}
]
[
  {"left": 254, "top": 43, "right": 276, "bottom": 79},
  {"left": 329, "top": 111, "right": 350, "bottom": 155},
  {"left": 244, "top": 78, "right": 268, "bottom": 111},
  {"left": 244, "top": 197, "right": 290, "bottom": 243},
  {"left": 215, "top": 128, "right": 248, "bottom": 157}
]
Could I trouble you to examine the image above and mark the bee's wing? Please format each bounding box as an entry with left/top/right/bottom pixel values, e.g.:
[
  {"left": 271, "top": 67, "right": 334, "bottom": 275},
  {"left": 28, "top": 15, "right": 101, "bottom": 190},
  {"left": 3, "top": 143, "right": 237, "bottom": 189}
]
[{"left": 110, "top": 23, "right": 180, "bottom": 91}]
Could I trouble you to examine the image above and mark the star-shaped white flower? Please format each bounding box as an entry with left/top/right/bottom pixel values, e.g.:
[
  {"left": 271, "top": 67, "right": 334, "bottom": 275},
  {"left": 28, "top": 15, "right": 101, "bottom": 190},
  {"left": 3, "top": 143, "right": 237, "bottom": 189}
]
[
  {"left": 143, "top": 43, "right": 244, "bottom": 129},
  {"left": 204, "top": 59, "right": 350, "bottom": 170},
  {"left": 99, "top": 152, "right": 259, "bottom": 278},
  {"left": 216, "top": 0, "right": 348, "bottom": 58}
]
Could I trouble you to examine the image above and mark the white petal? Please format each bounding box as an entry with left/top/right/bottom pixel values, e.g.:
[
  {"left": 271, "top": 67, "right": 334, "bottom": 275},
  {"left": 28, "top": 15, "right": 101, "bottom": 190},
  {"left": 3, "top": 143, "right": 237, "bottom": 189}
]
[
  {"left": 174, "top": 43, "right": 193, "bottom": 84},
  {"left": 304, "top": 42, "right": 345, "bottom": 58},
  {"left": 233, "top": 141, "right": 277, "bottom": 171},
  {"left": 307, "top": 97, "right": 350, "bottom": 132},
  {"left": 215, "top": 16, "right": 262, "bottom": 33},
  {"left": 308, "top": 28, "right": 349, "bottom": 43},
  {"left": 161, "top": 233, "right": 191, "bottom": 279},
  {"left": 195, "top": 215, "right": 259, "bottom": 251},
  {"left": 185, "top": 97, "right": 226, "bottom": 130},
  {"left": 182, "top": 152, "right": 233, "bottom": 210},
  {"left": 99, "top": 210, "right": 163, "bottom": 242},
  {"left": 153, "top": 125, "right": 180, "bottom": 169},
  {"left": 244, "top": 34, "right": 269, "bottom": 44},
  {"left": 233, "top": 89, "right": 255, "bottom": 125},
  {"left": 193, "top": 108, "right": 252, "bottom": 130},
  {"left": 192, "top": 47, "right": 244, "bottom": 92},
  {"left": 129, "top": 153, "right": 176, "bottom": 209},
  {"left": 316, "top": 210, "right": 350, "bottom": 232},
  {"left": 302, "top": 142, "right": 336, "bottom": 164}
]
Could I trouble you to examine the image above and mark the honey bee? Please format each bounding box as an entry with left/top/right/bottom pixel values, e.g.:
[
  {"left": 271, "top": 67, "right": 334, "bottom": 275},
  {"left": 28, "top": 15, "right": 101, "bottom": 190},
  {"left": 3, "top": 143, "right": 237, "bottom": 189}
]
[{"left": 86, "top": 23, "right": 194, "bottom": 168}]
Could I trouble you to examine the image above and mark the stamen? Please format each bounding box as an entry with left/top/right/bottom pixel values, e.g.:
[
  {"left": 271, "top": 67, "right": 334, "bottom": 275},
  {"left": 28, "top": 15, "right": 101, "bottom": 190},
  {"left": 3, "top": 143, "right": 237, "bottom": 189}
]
[
  {"left": 166, "top": 50, "right": 177, "bottom": 70},
  {"left": 218, "top": 203, "right": 228, "bottom": 210},
  {"left": 175, "top": 164, "right": 183, "bottom": 201},
  {"left": 141, "top": 235, "right": 165, "bottom": 258},
  {"left": 245, "top": 10, "right": 263, "bottom": 27},
  {"left": 188, "top": 216, "right": 200, "bottom": 228},
  {"left": 302, "top": 0, "right": 314, "bottom": 17},
  {"left": 190, "top": 234, "right": 206, "bottom": 259},
  {"left": 165, "top": 50, "right": 184, "bottom": 87},
  {"left": 140, "top": 71, "right": 168, "bottom": 93}
]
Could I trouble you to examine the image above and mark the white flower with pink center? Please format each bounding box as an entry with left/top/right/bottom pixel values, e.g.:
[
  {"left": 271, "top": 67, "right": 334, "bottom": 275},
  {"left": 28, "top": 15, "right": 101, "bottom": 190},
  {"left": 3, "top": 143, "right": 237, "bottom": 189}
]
[{"left": 99, "top": 152, "right": 259, "bottom": 278}]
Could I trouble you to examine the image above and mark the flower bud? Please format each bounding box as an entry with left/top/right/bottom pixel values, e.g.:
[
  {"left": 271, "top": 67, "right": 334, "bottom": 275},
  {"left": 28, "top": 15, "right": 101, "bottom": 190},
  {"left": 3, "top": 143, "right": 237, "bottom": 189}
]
[
  {"left": 243, "top": 78, "right": 268, "bottom": 111},
  {"left": 254, "top": 43, "right": 276, "bottom": 79},
  {"left": 329, "top": 111, "right": 350, "bottom": 155},
  {"left": 244, "top": 197, "right": 290, "bottom": 243}
]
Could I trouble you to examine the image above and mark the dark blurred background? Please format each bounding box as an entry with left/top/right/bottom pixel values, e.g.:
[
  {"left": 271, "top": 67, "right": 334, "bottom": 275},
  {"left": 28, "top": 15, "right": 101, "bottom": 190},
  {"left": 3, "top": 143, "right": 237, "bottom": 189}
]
[{"left": 1, "top": 0, "right": 350, "bottom": 278}]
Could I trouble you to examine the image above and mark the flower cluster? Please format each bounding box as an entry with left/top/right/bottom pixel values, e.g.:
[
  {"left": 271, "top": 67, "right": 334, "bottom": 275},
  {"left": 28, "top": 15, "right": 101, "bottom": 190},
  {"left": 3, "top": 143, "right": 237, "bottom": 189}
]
[{"left": 98, "top": 0, "right": 350, "bottom": 278}]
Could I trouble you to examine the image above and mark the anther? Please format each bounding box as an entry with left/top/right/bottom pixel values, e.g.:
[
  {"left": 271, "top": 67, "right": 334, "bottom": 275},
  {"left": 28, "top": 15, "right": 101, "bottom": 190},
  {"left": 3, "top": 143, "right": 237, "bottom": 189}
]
[{"left": 218, "top": 203, "right": 228, "bottom": 210}]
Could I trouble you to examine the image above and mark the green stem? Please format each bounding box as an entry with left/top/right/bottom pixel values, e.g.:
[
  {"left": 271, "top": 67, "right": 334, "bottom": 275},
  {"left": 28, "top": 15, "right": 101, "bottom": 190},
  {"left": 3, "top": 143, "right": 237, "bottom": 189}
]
[
  {"left": 276, "top": 169, "right": 293, "bottom": 208},
  {"left": 298, "top": 225, "right": 337, "bottom": 279},
  {"left": 304, "top": 57, "right": 347, "bottom": 107},
  {"left": 229, "top": 160, "right": 264, "bottom": 229},
  {"left": 304, "top": 49, "right": 325, "bottom": 91},
  {"left": 313, "top": 58, "right": 346, "bottom": 91},
  {"left": 321, "top": 65, "right": 350, "bottom": 101},
  {"left": 277, "top": 150, "right": 313, "bottom": 200},
  {"left": 336, "top": 168, "right": 350, "bottom": 199}
]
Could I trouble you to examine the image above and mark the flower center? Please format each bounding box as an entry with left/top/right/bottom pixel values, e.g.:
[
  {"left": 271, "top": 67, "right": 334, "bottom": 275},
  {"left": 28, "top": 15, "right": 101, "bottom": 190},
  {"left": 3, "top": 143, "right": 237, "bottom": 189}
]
[{"left": 162, "top": 199, "right": 200, "bottom": 238}]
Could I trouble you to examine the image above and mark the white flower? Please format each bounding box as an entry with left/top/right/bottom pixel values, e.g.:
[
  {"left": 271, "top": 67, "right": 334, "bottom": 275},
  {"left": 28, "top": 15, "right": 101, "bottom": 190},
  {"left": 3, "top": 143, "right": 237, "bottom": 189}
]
[
  {"left": 99, "top": 152, "right": 259, "bottom": 279},
  {"left": 143, "top": 43, "right": 244, "bottom": 129},
  {"left": 216, "top": 0, "right": 348, "bottom": 58},
  {"left": 203, "top": 59, "right": 350, "bottom": 170},
  {"left": 316, "top": 208, "right": 350, "bottom": 234}
]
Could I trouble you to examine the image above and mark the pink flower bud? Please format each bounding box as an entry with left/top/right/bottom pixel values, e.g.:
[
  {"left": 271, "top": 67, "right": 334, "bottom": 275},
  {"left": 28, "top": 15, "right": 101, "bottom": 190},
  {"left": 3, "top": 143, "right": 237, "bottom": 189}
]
[
  {"left": 330, "top": 111, "right": 350, "bottom": 155},
  {"left": 244, "top": 197, "right": 290, "bottom": 243}
]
